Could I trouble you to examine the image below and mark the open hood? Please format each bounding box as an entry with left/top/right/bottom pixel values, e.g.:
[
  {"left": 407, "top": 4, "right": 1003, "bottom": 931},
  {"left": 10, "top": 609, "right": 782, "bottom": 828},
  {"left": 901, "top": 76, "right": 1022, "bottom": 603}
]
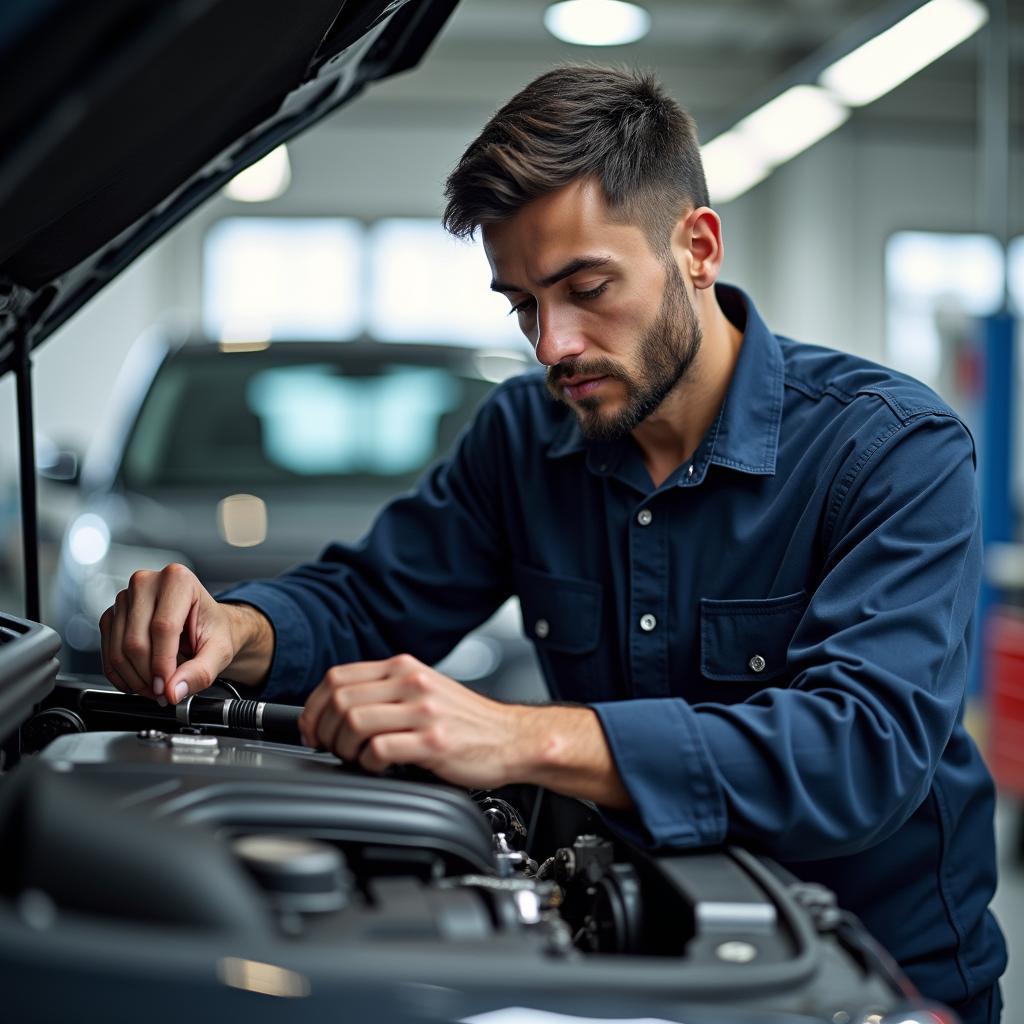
[
  {"left": 0, "top": 0, "right": 458, "bottom": 373},
  {"left": 0, "top": 0, "right": 458, "bottom": 623}
]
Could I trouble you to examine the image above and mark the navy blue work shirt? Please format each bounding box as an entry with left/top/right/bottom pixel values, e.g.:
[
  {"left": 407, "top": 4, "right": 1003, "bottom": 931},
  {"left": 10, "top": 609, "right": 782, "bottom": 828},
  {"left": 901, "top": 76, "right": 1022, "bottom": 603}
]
[{"left": 220, "top": 284, "right": 1006, "bottom": 1013}]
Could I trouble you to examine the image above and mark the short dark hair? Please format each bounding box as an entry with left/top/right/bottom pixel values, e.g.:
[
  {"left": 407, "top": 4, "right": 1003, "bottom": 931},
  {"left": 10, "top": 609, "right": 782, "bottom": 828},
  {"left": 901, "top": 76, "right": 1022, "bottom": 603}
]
[{"left": 442, "top": 64, "right": 708, "bottom": 251}]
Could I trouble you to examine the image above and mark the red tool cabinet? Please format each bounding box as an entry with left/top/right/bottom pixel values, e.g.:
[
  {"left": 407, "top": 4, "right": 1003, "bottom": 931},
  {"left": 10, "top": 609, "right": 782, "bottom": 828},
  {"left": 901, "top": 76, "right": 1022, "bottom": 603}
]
[{"left": 987, "top": 607, "right": 1024, "bottom": 796}]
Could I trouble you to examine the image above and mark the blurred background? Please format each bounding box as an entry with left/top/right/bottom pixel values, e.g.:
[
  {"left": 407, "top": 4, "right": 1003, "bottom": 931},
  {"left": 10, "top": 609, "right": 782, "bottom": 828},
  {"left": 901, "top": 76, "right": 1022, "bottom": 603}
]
[{"left": 0, "top": 0, "right": 1022, "bottom": 1010}]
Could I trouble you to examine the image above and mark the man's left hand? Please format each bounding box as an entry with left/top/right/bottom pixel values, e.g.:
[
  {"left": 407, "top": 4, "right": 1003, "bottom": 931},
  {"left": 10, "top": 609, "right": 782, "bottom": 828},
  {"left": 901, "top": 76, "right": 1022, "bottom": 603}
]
[{"left": 297, "top": 654, "right": 530, "bottom": 789}]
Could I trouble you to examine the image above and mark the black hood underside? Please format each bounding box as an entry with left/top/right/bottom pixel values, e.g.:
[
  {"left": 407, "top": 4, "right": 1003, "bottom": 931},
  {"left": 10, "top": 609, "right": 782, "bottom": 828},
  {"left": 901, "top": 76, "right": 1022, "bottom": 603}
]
[{"left": 0, "top": 0, "right": 457, "bottom": 373}]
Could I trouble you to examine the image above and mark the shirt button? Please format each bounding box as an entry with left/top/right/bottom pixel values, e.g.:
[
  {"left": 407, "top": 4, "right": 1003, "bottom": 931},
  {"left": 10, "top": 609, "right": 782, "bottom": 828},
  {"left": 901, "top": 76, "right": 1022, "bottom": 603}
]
[
  {"left": 637, "top": 508, "right": 653, "bottom": 526},
  {"left": 534, "top": 618, "right": 550, "bottom": 639},
  {"left": 748, "top": 654, "right": 766, "bottom": 673},
  {"left": 687, "top": 465, "right": 695, "bottom": 478},
  {"left": 639, "top": 613, "right": 657, "bottom": 632}
]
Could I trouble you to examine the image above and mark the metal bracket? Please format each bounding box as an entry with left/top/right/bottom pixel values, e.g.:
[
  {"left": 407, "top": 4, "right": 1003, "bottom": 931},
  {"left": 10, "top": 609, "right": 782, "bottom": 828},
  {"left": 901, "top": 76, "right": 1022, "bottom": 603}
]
[{"left": 13, "top": 322, "right": 40, "bottom": 622}]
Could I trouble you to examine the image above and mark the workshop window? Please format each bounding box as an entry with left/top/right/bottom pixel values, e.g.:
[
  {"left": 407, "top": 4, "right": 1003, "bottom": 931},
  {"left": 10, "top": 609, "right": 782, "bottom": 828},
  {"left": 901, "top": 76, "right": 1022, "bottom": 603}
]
[
  {"left": 203, "top": 217, "right": 364, "bottom": 341},
  {"left": 884, "top": 231, "right": 1004, "bottom": 400},
  {"left": 366, "top": 218, "right": 529, "bottom": 349},
  {"left": 203, "top": 217, "right": 530, "bottom": 351}
]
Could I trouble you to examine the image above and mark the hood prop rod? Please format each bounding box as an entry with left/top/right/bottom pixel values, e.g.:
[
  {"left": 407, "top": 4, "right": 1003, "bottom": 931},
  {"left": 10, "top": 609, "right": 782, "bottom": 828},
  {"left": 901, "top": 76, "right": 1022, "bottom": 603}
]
[{"left": 14, "top": 324, "right": 40, "bottom": 623}]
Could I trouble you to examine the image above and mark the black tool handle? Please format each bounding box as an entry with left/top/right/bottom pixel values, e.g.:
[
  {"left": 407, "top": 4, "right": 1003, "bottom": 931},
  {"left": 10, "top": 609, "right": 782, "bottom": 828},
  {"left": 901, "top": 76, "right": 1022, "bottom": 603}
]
[
  {"left": 254, "top": 701, "right": 303, "bottom": 744},
  {"left": 187, "top": 697, "right": 303, "bottom": 744}
]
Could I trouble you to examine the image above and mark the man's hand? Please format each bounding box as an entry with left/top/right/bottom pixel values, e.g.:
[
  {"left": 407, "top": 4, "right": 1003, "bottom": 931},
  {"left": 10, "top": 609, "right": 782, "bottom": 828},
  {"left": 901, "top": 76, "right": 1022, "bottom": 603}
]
[
  {"left": 298, "top": 654, "right": 528, "bottom": 789},
  {"left": 98, "top": 563, "right": 273, "bottom": 704},
  {"left": 298, "top": 653, "right": 633, "bottom": 810}
]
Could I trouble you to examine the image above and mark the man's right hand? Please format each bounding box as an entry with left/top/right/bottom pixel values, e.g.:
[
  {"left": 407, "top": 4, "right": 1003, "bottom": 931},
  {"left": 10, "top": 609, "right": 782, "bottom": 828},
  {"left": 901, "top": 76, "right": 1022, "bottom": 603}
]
[{"left": 98, "top": 563, "right": 271, "bottom": 705}]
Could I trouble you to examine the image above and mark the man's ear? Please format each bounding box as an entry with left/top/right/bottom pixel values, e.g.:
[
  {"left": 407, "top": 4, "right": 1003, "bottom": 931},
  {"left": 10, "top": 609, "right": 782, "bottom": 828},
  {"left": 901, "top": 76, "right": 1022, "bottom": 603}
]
[{"left": 671, "top": 207, "right": 724, "bottom": 291}]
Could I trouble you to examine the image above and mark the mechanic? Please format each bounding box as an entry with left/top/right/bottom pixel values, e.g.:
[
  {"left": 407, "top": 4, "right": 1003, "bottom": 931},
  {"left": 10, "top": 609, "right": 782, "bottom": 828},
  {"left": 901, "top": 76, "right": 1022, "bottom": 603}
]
[{"left": 100, "top": 66, "right": 1006, "bottom": 1021}]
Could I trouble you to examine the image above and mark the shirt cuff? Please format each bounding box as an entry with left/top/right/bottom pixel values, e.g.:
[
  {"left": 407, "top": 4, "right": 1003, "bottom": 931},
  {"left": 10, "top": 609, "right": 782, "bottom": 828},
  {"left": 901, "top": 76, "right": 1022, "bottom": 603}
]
[
  {"left": 590, "top": 698, "right": 727, "bottom": 849},
  {"left": 215, "top": 582, "right": 316, "bottom": 704}
]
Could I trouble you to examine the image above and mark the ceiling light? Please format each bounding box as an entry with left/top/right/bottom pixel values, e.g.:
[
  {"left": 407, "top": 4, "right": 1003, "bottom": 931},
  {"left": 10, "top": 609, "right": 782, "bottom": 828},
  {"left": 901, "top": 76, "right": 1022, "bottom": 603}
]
[
  {"left": 700, "top": 131, "right": 771, "bottom": 204},
  {"left": 544, "top": 1, "right": 651, "bottom": 47},
  {"left": 223, "top": 145, "right": 292, "bottom": 203},
  {"left": 735, "top": 85, "right": 850, "bottom": 167},
  {"left": 820, "top": 0, "right": 988, "bottom": 107}
]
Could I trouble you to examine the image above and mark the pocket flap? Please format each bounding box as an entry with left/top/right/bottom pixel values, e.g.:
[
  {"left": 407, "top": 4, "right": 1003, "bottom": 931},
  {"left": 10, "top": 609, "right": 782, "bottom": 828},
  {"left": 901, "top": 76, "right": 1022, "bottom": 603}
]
[
  {"left": 700, "top": 590, "right": 808, "bottom": 682},
  {"left": 514, "top": 564, "right": 602, "bottom": 655}
]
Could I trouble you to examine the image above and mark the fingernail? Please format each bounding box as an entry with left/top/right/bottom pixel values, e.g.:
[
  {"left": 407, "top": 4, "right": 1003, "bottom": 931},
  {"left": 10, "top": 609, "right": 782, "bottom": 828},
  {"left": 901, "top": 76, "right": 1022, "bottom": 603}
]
[
  {"left": 156, "top": 696, "right": 167, "bottom": 708},
  {"left": 174, "top": 681, "right": 189, "bottom": 702},
  {"left": 153, "top": 676, "right": 164, "bottom": 696}
]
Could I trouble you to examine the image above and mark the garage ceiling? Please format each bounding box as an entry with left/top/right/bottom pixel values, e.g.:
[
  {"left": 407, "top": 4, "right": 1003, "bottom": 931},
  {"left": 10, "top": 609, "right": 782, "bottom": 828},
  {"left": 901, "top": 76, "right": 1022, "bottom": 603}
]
[{"left": 329, "top": 0, "right": 1023, "bottom": 145}]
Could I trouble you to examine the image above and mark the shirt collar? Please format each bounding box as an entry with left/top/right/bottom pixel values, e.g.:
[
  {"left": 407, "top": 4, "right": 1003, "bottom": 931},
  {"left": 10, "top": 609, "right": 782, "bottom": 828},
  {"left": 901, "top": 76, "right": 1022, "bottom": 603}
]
[
  {"left": 546, "top": 282, "right": 784, "bottom": 478},
  {"left": 709, "top": 283, "right": 783, "bottom": 476}
]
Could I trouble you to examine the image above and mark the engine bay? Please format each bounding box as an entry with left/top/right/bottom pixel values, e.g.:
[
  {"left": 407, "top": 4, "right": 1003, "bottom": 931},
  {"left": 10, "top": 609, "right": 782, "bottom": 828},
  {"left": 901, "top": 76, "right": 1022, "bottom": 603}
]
[
  {"left": 0, "top": 622, "right": 938, "bottom": 1023},
  {"left": 6, "top": 727, "right": 788, "bottom": 966}
]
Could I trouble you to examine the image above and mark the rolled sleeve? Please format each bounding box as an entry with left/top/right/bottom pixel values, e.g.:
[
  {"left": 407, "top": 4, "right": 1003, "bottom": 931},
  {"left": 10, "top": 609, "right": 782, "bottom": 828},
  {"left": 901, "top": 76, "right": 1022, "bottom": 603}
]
[{"left": 591, "top": 697, "right": 726, "bottom": 848}]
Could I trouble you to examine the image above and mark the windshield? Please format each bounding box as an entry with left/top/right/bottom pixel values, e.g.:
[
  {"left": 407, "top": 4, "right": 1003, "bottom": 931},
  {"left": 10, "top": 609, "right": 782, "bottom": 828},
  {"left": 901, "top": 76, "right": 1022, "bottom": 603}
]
[{"left": 119, "top": 348, "right": 493, "bottom": 490}]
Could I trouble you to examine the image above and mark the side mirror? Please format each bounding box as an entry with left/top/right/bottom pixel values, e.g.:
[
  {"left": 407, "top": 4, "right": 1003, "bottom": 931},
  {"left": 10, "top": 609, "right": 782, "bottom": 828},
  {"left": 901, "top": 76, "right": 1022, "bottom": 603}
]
[{"left": 38, "top": 447, "right": 81, "bottom": 486}]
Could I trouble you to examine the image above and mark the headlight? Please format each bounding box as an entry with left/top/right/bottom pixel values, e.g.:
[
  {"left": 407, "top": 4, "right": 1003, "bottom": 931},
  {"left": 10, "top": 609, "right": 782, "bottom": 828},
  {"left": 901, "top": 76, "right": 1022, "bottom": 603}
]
[
  {"left": 67, "top": 513, "right": 110, "bottom": 566},
  {"left": 83, "top": 544, "right": 192, "bottom": 621},
  {"left": 62, "top": 515, "right": 191, "bottom": 620}
]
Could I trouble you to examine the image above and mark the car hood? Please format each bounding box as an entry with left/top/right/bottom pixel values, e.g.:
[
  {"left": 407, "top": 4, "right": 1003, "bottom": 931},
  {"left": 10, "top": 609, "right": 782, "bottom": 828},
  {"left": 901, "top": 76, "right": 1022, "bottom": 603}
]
[{"left": 0, "top": 0, "right": 458, "bottom": 374}]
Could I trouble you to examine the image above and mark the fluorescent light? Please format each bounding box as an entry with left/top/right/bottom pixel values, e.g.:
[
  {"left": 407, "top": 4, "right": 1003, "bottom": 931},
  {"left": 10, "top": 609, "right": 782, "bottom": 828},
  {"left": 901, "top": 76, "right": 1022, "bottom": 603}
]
[
  {"left": 735, "top": 85, "right": 850, "bottom": 166},
  {"left": 700, "top": 0, "right": 988, "bottom": 204},
  {"left": 703, "top": 87, "right": 847, "bottom": 202},
  {"left": 544, "top": 1, "right": 650, "bottom": 47},
  {"left": 820, "top": 0, "right": 989, "bottom": 107},
  {"left": 701, "top": 131, "right": 771, "bottom": 204},
  {"left": 223, "top": 145, "right": 292, "bottom": 203}
]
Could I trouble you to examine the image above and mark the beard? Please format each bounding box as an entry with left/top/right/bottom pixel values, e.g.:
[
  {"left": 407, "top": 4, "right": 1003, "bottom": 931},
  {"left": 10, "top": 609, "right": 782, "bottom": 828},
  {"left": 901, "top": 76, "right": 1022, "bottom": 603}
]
[{"left": 545, "top": 261, "right": 703, "bottom": 442}]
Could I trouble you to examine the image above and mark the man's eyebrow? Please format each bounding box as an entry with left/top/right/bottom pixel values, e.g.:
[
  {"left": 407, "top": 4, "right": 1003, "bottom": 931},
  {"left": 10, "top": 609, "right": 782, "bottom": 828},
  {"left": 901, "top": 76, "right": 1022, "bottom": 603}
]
[{"left": 490, "top": 255, "right": 614, "bottom": 294}]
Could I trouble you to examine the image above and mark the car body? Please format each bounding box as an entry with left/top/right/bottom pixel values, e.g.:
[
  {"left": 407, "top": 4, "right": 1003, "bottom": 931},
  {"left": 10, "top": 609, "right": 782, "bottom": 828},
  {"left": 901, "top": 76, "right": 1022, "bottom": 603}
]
[{"left": 0, "top": 3, "right": 956, "bottom": 1022}]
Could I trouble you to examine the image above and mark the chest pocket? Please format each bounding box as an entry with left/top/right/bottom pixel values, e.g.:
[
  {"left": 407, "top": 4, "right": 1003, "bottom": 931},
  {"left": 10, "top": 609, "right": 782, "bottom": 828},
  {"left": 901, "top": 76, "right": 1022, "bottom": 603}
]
[
  {"left": 514, "top": 563, "right": 602, "bottom": 655},
  {"left": 700, "top": 590, "right": 808, "bottom": 683}
]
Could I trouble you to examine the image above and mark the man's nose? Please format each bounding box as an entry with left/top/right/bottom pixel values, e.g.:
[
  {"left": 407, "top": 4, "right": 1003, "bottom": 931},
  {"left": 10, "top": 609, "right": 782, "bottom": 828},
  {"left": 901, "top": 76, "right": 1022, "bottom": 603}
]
[{"left": 533, "top": 305, "right": 586, "bottom": 367}]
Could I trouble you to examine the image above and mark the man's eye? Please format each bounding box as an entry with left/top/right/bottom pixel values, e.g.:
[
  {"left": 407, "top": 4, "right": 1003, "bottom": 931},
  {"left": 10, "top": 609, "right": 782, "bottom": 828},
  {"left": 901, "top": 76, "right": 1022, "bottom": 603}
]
[
  {"left": 507, "top": 297, "right": 535, "bottom": 317},
  {"left": 571, "top": 283, "right": 608, "bottom": 301}
]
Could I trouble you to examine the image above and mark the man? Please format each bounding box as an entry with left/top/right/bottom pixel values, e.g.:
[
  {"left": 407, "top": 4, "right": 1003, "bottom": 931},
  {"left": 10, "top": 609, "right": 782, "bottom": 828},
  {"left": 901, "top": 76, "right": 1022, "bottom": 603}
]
[{"left": 100, "top": 66, "right": 1006, "bottom": 1019}]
